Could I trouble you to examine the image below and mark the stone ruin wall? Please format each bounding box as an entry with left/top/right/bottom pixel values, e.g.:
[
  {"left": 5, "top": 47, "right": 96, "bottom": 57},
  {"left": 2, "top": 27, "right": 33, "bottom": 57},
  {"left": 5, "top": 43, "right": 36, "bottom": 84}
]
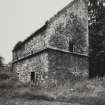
[
  {"left": 12, "top": 0, "right": 88, "bottom": 87},
  {"left": 48, "top": 49, "right": 88, "bottom": 88},
  {"left": 13, "top": 0, "right": 88, "bottom": 62},
  {"left": 13, "top": 30, "right": 48, "bottom": 62},
  {"left": 13, "top": 51, "right": 49, "bottom": 85},
  {"left": 46, "top": 0, "right": 88, "bottom": 55},
  {"left": 13, "top": 49, "right": 88, "bottom": 88}
]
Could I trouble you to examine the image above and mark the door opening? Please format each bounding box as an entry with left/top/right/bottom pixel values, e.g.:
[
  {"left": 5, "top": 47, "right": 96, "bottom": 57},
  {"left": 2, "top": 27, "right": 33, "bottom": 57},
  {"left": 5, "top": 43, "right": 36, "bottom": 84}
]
[{"left": 31, "top": 72, "right": 35, "bottom": 82}]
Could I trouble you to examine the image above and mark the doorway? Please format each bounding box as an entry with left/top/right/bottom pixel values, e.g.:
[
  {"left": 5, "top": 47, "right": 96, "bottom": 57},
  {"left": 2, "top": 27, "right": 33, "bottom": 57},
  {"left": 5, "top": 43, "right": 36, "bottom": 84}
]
[{"left": 31, "top": 72, "right": 35, "bottom": 82}]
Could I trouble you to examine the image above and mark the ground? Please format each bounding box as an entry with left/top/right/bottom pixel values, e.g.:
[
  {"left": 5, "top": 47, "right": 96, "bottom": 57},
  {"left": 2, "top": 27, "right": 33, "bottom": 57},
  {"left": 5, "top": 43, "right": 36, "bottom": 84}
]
[
  {"left": 0, "top": 71, "right": 105, "bottom": 105},
  {"left": 0, "top": 99, "right": 80, "bottom": 105}
]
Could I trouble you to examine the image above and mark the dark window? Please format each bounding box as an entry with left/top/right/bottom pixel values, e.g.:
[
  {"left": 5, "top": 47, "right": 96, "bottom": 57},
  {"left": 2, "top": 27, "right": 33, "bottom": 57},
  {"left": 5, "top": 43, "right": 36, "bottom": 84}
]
[
  {"left": 69, "top": 43, "right": 74, "bottom": 52},
  {"left": 31, "top": 72, "right": 35, "bottom": 82}
]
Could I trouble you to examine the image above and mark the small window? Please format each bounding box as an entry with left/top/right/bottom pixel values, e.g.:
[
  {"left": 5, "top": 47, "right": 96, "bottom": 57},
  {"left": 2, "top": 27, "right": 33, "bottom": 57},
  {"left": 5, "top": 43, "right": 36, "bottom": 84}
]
[{"left": 69, "top": 43, "right": 74, "bottom": 52}]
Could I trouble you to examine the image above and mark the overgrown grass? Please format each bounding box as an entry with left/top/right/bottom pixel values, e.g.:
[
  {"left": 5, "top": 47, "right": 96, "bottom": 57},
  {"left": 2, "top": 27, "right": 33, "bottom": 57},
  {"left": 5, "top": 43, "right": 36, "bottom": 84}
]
[{"left": 1, "top": 72, "right": 105, "bottom": 105}]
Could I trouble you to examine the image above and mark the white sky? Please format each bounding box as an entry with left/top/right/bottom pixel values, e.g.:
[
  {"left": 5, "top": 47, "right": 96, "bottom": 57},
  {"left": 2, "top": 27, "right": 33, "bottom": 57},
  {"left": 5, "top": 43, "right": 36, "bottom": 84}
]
[{"left": 0, "top": 0, "right": 72, "bottom": 63}]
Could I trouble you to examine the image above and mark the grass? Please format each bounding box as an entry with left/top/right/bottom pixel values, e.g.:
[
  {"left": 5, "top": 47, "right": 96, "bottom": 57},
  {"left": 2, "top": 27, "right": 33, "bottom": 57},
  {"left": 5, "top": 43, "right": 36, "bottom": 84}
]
[{"left": 0, "top": 72, "right": 105, "bottom": 105}]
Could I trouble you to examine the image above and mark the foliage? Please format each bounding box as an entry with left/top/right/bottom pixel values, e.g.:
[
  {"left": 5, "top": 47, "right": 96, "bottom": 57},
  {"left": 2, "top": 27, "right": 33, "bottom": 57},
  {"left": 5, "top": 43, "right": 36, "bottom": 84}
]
[
  {"left": 0, "top": 56, "right": 4, "bottom": 66},
  {"left": 0, "top": 56, "right": 4, "bottom": 71},
  {"left": 89, "top": 0, "right": 105, "bottom": 78}
]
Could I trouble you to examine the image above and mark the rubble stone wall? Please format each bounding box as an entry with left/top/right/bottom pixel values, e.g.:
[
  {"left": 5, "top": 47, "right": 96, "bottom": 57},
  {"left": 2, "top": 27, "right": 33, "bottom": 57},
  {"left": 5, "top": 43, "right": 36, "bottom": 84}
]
[
  {"left": 46, "top": 0, "right": 88, "bottom": 55},
  {"left": 47, "top": 49, "right": 88, "bottom": 87},
  {"left": 12, "top": 0, "right": 88, "bottom": 87},
  {"left": 13, "top": 0, "right": 88, "bottom": 62},
  {"left": 13, "top": 31, "right": 48, "bottom": 62},
  {"left": 13, "top": 51, "right": 48, "bottom": 85},
  {"left": 13, "top": 49, "right": 88, "bottom": 88}
]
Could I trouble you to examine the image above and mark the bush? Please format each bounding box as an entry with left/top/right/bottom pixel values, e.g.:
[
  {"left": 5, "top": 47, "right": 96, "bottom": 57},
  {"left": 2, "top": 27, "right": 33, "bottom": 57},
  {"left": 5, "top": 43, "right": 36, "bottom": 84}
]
[{"left": 69, "top": 96, "right": 105, "bottom": 105}]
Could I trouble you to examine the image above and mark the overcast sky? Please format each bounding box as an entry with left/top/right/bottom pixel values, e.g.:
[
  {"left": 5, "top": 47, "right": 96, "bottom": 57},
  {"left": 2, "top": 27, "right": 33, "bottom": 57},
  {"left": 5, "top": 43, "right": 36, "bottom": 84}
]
[{"left": 0, "top": 0, "right": 72, "bottom": 63}]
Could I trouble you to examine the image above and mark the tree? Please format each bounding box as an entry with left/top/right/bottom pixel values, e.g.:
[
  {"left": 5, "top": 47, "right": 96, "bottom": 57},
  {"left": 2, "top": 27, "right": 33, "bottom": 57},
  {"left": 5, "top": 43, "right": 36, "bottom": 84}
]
[
  {"left": 0, "top": 56, "right": 4, "bottom": 71},
  {"left": 0, "top": 56, "right": 4, "bottom": 66},
  {"left": 89, "top": 0, "right": 105, "bottom": 78},
  {"left": 89, "top": 0, "right": 105, "bottom": 25}
]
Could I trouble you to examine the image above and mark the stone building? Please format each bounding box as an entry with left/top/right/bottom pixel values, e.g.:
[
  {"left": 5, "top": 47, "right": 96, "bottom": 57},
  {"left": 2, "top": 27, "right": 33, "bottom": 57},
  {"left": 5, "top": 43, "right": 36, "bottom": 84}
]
[{"left": 12, "top": 0, "right": 88, "bottom": 88}]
